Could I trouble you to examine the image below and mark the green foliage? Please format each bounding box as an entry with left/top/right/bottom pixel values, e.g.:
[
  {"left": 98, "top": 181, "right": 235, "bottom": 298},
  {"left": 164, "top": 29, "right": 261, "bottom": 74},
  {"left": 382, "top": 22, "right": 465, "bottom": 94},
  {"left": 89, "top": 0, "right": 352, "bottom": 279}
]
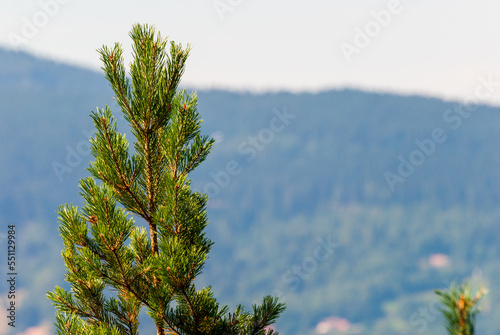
[
  {"left": 435, "top": 283, "right": 487, "bottom": 335},
  {"left": 47, "top": 24, "right": 284, "bottom": 334}
]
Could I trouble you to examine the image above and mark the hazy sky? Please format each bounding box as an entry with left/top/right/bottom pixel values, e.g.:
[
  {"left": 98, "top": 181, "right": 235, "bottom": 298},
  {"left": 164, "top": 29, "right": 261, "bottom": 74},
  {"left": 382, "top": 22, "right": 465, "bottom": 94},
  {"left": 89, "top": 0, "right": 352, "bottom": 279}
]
[{"left": 2, "top": 0, "right": 500, "bottom": 105}]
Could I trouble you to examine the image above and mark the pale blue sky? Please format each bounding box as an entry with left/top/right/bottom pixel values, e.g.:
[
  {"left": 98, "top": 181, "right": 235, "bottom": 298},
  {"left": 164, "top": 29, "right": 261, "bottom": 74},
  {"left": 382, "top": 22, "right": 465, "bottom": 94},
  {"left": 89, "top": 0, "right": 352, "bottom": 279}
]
[{"left": 2, "top": 0, "right": 500, "bottom": 104}]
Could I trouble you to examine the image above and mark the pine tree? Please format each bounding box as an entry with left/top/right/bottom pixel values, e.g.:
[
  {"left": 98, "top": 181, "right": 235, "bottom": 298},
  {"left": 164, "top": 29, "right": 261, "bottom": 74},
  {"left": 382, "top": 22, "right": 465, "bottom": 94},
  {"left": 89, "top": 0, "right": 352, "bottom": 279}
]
[
  {"left": 434, "top": 283, "right": 487, "bottom": 335},
  {"left": 47, "top": 23, "right": 285, "bottom": 335}
]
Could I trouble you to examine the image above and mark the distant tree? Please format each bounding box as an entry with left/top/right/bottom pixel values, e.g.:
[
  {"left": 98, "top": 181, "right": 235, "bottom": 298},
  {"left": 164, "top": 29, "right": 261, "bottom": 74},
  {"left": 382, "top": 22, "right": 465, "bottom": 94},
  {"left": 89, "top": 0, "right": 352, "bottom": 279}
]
[
  {"left": 435, "top": 283, "right": 487, "bottom": 335},
  {"left": 47, "top": 23, "right": 285, "bottom": 335}
]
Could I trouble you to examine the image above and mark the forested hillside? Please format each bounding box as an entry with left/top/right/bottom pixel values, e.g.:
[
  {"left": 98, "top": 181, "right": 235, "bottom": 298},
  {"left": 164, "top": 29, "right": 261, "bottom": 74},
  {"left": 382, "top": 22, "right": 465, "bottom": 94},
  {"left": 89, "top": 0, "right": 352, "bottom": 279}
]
[{"left": 1, "top": 48, "right": 499, "bottom": 334}]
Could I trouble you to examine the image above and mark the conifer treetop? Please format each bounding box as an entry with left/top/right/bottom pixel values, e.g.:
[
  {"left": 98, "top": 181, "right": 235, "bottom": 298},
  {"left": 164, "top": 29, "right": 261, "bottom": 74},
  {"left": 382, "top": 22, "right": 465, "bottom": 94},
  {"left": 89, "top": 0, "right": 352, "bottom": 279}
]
[{"left": 47, "top": 23, "right": 285, "bottom": 335}]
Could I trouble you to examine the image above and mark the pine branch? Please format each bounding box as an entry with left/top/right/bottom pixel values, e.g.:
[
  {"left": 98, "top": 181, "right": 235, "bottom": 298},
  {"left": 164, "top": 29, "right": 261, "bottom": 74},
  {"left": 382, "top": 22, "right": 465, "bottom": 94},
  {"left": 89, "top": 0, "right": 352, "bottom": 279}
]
[
  {"left": 435, "top": 283, "right": 487, "bottom": 335},
  {"left": 48, "top": 23, "right": 285, "bottom": 335}
]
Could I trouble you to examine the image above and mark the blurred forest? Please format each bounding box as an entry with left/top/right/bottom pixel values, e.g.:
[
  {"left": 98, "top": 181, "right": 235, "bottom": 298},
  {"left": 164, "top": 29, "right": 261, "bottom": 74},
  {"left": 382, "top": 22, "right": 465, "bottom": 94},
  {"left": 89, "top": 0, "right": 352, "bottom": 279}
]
[{"left": 0, "top": 48, "right": 499, "bottom": 334}]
